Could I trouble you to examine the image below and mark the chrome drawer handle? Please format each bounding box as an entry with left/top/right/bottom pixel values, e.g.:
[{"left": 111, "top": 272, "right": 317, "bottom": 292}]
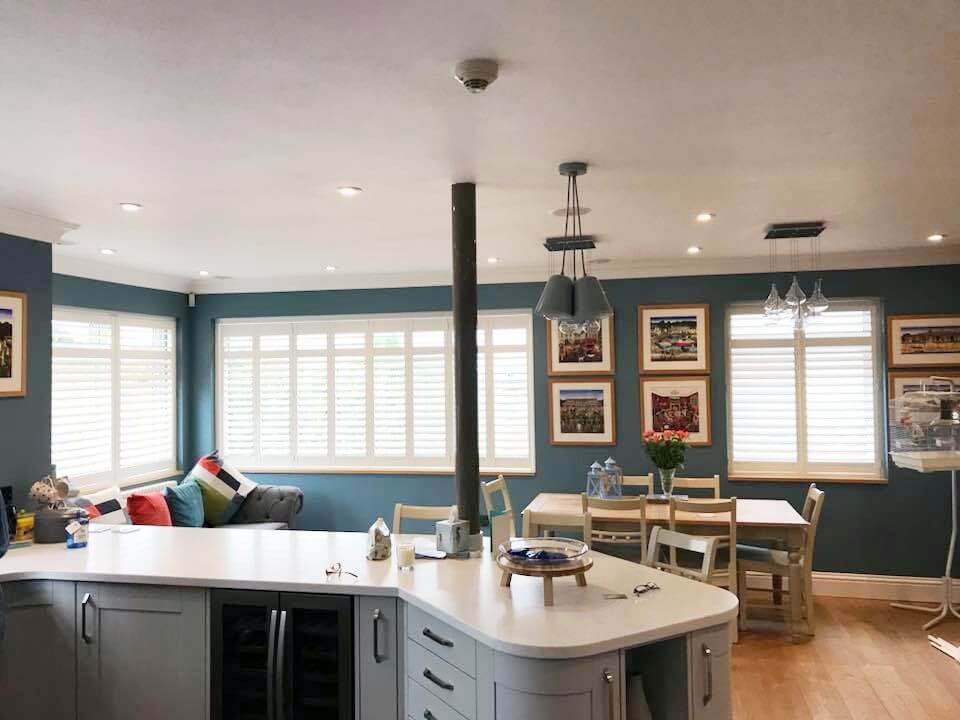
[
  {"left": 603, "top": 668, "right": 615, "bottom": 720},
  {"left": 423, "top": 668, "right": 454, "bottom": 692},
  {"left": 423, "top": 711, "right": 437, "bottom": 720},
  {"left": 80, "top": 593, "right": 92, "bottom": 644},
  {"left": 372, "top": 608, "right": 385, "bottom": 663},
  {"left": 422, "top": 627, "right": 454, "bottom": 648},
  {"left": 702, "top": 644, "right": 713, "bottom": 706}
]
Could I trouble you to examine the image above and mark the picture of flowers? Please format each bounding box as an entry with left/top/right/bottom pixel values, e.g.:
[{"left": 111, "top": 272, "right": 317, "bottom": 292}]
[
  {"left": 0, "top": 291, "right": 27, "bottom": 397},
  {"left": 547, "top": 316, "right": 614, "bottom": 374},
  {"left": 549, "top": 378, "right": 616, "bottom": 445},
  {"left": 640, "top": 376, "right": 711, "bottom": 446},
  {"left": 887, "top": 315, "right": 960, "bottom": 368},
  {"left": 639, "top": 304, "right": 710, "bottom": 374}
]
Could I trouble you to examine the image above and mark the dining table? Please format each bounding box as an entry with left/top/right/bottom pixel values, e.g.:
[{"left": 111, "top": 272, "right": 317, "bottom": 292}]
[{"left": 523, "top": 492, "right": 812, "bottom": 636}]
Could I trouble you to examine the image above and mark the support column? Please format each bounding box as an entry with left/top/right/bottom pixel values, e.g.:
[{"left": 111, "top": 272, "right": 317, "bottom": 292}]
[{"left": 451, "top": 182, "right": 481, "bottom": 550}]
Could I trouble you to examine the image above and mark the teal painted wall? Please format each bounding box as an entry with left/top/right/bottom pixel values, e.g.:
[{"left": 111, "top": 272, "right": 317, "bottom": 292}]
[
  {"left": 189, "top": 264, "right": 960, "bottom": 578},
  {"left": 51, "top": 274, "right": 192, "bottom": 473},
  {"left": 0, "top": 234, "right": 52, "bottom": 505}
]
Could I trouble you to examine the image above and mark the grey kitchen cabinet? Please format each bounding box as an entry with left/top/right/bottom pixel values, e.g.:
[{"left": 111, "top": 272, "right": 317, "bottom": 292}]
[
  {"left": 689, "top": 625, "right": 731, "bottom": 720},
  {"left": 76, "top": 582, "right": 209, "bottom": 720},
  {"left": 356, "top": 595, "right": 400, "bottom": 720},
  {"left": 0, "top": 580, "right": 77, "bottom": 720}
]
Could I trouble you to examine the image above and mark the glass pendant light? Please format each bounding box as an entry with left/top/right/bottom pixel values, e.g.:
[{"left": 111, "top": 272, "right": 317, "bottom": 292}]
[
  {"left": 784, "top": 275, "right": 807, "bottom": 307},
  {"left": 809, "top": 278, "right": 829, "bottom": 314}
]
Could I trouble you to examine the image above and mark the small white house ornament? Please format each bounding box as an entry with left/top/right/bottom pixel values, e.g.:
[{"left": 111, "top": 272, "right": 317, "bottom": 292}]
[{"left": 366, "top": 517, "right": 392, "bottom": 561}]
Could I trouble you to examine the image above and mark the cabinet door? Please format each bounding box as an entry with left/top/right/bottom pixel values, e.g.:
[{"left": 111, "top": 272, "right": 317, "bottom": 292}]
[
  {"left": 689, "top": 625, "right": 731, "bottom": 720},
  {"left": 278, "top": 592, "right": 353, "bottom": 720},
  {"left": 211, "top": 589, "right": 280, "bottom": 720},
  {"left": 77, "top": 583, "right": 208, "bottom": 720},
  {"left": 0, "top": 580, "right": 76, "bottom": 720},
  {"left": 356, "top": 596, "right": 398, "bottom": 720},
  {"left": 491, "top": 650, "right": 620, "bottom": 720}
]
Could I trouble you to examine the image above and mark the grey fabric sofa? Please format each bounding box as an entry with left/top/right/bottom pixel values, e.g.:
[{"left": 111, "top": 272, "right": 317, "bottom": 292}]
[{"left": 120, "top": 481, "right": 304, "bottom": 530}]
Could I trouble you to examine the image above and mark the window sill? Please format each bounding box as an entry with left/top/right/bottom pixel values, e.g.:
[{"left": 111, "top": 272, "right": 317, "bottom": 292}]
[
  {"left": 235, "top": 466, "right": 536, "bottom": 477},
  {"left": 728, "top": 473, "right": 887, "bottom": 485},
  {"left": 74, "top": 467, "right": 183, "bottom": 494}
]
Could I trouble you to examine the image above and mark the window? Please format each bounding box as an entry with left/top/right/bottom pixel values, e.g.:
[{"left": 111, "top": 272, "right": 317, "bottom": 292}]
[
  {"left": 726, "top": 299, "right": 885, "bottom": 482},
  {"left": 217, "top": 311, "right": 535, "bottom": 473},
  {"left": 51, "top": 308, "right": 178, "bottom": 488}
]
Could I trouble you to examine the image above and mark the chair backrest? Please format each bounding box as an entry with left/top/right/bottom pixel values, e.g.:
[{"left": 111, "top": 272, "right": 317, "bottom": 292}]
[
  {"left": 622, "top": 474, "right": 654, "bottom": 494},
  {"left": 581, "top": 493, "right": 647, "bottom": 556},
  {"left": 482, "top": 475, "right": 517, "bottom": 536},
  {"left": 669, "top": 497, "right": 737, "bottom": 583},
  {"left": 645, "top": 526, "right": 719, "bottom": 582},
  {"left": 672, "top": 474, "right": 721, "bottom": 499},
  {"left": 392, "top": 503, "right": 455, "bottom": 534},
  {"left": 800, "top": 484, "right": 825, "bottom": 566},
  {"left": 522, "top": 509, "right": 593, "bottom": 549}
]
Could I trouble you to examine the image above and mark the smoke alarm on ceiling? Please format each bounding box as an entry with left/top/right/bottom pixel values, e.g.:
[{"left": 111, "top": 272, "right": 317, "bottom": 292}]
[{"left": 454, "top": 59, "right": 499, "bottom": 93}]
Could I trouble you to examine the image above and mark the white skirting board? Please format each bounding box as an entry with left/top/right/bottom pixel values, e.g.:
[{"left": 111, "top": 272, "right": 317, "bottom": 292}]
[{"left": 745, "top": 571, "right": 960, "bottom": 603}]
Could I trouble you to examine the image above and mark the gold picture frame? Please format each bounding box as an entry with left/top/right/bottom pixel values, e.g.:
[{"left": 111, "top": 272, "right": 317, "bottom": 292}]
[
  {"left": 638, "top": 304, "right": 710, "bottom": 374},
  {"left": 548, "top": 377, "right": 616, "bottom": 446},
  {"left": 0, "top": 290, "right": 27, "bottom": 398},
  {"left": 639, "top": 375, "right": 711, "bottom": 446},
  {"left": 546, "top": 315, "right": 615, "bottom": 375}
]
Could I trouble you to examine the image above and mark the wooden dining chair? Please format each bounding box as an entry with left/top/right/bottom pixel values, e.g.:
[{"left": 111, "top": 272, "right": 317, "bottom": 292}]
[
  {"left": 622, "top": 474, "right": 654, "bottom": 495},
  {"left": 672, "top": 474, "right": 721, "bottom": 498},
  {"left": 481, "top": 475, "right": 517, "bottom": 536},
  {"left": 581, "top": 493, "right": 648, "bottom": 559},
  {"left": 392, "top": 503, "right": 456, "bottom": 534},
  {"left": 670, "top": 496, "right": 741, "bottom": 640},
  {"left": 645, "top": 526, "right": 720, "bottom": 583},
  {"left": 736, "top": 484, "right": 825, "bottom": 634},
  {"left": 522, "top": 508, "right": 592, "bottom": 549}
]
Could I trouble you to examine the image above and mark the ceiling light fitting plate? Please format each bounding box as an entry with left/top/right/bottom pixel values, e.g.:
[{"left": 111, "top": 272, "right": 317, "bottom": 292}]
[
  {"left": 764, "top": 221, "right": 827, "bottom": 240},
  {"left": 558, "top": 162, "right": 588, "bottom": 177},
  {"left": 544, "top": 235, "right": 596, "bottom": 251}
]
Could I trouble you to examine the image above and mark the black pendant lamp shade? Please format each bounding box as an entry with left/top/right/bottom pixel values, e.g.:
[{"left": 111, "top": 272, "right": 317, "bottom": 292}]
[{"left": 535, "top": 162, "right": 612, "bottom": 324}]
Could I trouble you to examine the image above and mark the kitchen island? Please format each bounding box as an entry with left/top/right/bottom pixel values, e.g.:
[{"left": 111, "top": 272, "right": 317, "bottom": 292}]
[{"left": 0, "top": 527, "right": 737, "bottom": 720}]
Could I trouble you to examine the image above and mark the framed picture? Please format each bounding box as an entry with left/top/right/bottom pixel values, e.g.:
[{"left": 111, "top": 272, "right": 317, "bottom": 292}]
[
  {"left": 638, "top": 304, "right": 710, "bottom": 374},
  {"left": 547, "top": 316, "right": 615, "bottom": 375},
  {"left": 0, "top": 291, "right": 27, "bottom": 398},
  {"left": 888, "top": 370, "right": 960, "bottom": 398},
  {"left": 887, "top": 315, "right": 960, "bottom": 368},
  {"left": 548, "top": 378, "right": 616, "bottom": 446},
  {"left": 640, "top": 375, "right": 711, "bottom": 446}
]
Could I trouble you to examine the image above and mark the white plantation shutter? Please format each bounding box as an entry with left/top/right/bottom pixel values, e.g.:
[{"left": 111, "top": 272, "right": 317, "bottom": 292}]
[
  {"left": 52, "top": 308, "right": 177, "bottom": 488},
  {"left": 727, "top": 299, "right": 883, "bottom": 481},
  {"left": 216, "top": 311, "right": 534, "bottom": 472}
]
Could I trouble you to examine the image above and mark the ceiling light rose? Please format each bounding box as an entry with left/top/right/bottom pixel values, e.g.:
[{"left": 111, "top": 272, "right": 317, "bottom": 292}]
[
  {"left": 487, "top": 257, "right": 499, "bottom": 264},
  {"left": 687, "top": 246, "right": 702, "bottom": 255},
  {"left": 927, "top": 233, "right": 945, "bottom": 242},
  {"left": 199, "top": 270, "right": 210, "bottom": 277},
  {"left": 696, "top": 212, "right": 715, "bottom": 223},
  {"left": 324, "top": 265, "right": 337, "bottom": 272},
  {"left": 336, "top": 186, "right": 362, "bottom": 197},
  {"left": 119, "top": 203, "right": 142, "bottom": 212},
  {"left": 100, "top": 248, "right": 116, "bottom": 256}
]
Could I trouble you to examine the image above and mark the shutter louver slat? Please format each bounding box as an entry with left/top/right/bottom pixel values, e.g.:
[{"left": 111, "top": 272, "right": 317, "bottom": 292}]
[
  {"left": 259, "top": 356, "right": 290, "bottom": 456},
  {"left": 52, "top": 355, "right": 113, "bottom": 478},
  {"left": 335, "top": 355, "right": 366, "bottom": 456},
  {"left": 223, "top": 357, "right": 255, "bottom": 457},
  {"left": 493, "top": 351, "right": 529, "bottom": 459},
  {"left": 296, "top": 355, "right": 328, "bottom": 457},
  {"left": 413, "top": 353, "right": 446, "bottom": 457},
  {"left": 730, "top": 346, "right": 798, "bottom": 463},
  {"left": 374, "top": 355, "right": 406, "bottom": 457}
]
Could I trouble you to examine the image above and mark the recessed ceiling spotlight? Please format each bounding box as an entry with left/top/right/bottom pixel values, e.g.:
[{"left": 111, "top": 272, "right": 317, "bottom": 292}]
[
  {"left": 487, "top": 257, "right": 499, "bottom": 264},
  {"left": 119, "top": 203, "right": 142, "bottom": 212},
  {"left": 324, "top": 265, "right": 337, "bottom": 272},
  {"left": 199, "top": 270, "right": 210, "bottom": 277},
  {"left": 696, "top": 212, "right": 715, "bottom": 223},
  {"left": 687, "top": 245, "right": 703, "bottom": 255},
  {"left": 100, "top": 248, "right": 116, "bottom": 256},
  {"left": 927, "top": 233, "right": 946, "bottom": 243},
  {"left": 336, "top": 186, "right": 363, "bottom": 197},
  {"left": 53, "top": 238, "right": 77, "bottom": 246}
]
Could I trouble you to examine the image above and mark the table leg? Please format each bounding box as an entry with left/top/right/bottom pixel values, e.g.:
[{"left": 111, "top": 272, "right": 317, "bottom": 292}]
[
  {"left": 575, "top": 572, "right": 587, "bottom": 587},
  {"left": 500, "top": 571, "right": 512, "bottom": 587},
  {"left": 543, "top": 577, "right": 554, "bottom": 606}
]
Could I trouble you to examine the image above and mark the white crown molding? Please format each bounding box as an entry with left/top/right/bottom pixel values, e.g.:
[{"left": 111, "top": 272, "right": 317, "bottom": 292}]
[
  {"left": 189, "top": 245, "right": 960, "bottom": 294},
  {"left": 52, "top": 255, "right": 192, "bottom": 294},
  {"left": 0, "top": 207, "right": 78, "bottom": 244}
]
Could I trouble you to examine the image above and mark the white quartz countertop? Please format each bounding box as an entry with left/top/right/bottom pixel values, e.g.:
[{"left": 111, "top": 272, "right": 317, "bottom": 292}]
[{"left": 0, "top": 527, "right": 737, "bottom": 659}]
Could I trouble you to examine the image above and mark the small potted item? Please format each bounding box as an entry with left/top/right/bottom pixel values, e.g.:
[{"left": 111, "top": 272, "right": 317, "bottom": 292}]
[
  {"left": 366, "top": 517, "right": 392, "bottom": 560},
  {"left": 641, "top": 429, "right": 690, "bottom": 498},
  {"left": 30, "top": 471, "right": 80, "bottom": 544}
]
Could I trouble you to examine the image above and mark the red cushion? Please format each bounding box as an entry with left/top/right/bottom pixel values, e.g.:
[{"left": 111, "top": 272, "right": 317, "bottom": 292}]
[{"left": 126, "top": 492, "right": 172, "bottom": 526}]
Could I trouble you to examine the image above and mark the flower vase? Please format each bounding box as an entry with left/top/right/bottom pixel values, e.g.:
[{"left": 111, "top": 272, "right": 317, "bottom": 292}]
[{"left": 658, "top": 467, "right": 676, "bottom": 497}]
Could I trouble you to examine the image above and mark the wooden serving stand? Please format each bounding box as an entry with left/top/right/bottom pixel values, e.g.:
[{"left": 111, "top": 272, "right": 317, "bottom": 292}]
[{"left": 497, "top": 554, "right": 594, "bottom": 606}]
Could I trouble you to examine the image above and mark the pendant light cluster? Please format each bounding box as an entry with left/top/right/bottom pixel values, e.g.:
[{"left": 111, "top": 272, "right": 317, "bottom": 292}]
[
  {"left": 535, "top": 162, "right": 612, "bottom": 332},
  {"left": 762, "top": 223, "right": 830, "bottom": 332}
]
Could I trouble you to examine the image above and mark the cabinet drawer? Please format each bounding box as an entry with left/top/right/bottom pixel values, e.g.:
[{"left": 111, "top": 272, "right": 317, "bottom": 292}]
[
  {"left": 691, "top": 625, "right": 731, "bottom": 720},
  {"left": 406, "top": 640, "right": 476, "bottom": 720},
  {"left": 407, "top": 603, "right": 477, "bottom": 677},
  {"left": 407, "top": 676, "right": 469, "bottom": 720}
]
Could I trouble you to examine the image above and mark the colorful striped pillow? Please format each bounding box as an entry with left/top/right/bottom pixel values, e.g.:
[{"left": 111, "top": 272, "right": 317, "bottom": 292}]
[
  {"left": 185, "top": 451, "right": 257, "bottom": 526},
  {"left": 76, "top": 486, "right": 130, "bottom": 525}
]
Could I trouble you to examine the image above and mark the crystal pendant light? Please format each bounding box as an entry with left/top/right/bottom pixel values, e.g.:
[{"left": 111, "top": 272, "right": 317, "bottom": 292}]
[
  {"left": 784, "top": 275, "right": 807, "bottom": 307},
  {"left": 763, "top": 283, "right": 782, "bottom": 321}
]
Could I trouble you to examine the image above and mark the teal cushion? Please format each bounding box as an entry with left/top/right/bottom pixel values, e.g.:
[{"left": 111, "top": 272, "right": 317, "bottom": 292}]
[{"left": 164, "top": 480, "right": 205, "bottom": 527}]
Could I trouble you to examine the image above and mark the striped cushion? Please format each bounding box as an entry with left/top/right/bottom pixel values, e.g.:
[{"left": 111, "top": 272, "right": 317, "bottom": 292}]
[
  {"left": 185, "top": 451, "right": 257, "bottom": 526},
  {"left": 76, "top": 486, "right": 130, "bottom": 525}
]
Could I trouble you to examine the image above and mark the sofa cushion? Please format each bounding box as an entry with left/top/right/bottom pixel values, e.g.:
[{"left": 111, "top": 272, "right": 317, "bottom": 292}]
[
  {"left": 126, "top": 492, "right": 173, "bottom": 526},
  {"left": 164, "top": 480, "right": 205, "bottom": 527},
  {"left": 185, "top": 451, "right": 257, "bottom": 526},
  {"left": 76, "top": 486, "right": 129, "bottom": 525},
  {"left": 232, "top": 485, "right": 304, "bottom": 528}
]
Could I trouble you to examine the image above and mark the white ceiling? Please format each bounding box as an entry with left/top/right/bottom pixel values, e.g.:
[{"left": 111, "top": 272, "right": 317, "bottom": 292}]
[{"left": 1, "top": 0, "right": 958, "bottom": 292}]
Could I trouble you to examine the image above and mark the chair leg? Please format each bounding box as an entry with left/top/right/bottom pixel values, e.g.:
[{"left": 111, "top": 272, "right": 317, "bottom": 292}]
[
  {"left": 737, "top": 567, "right": 748, "bottom": 626},
  {"left": 772, "top": 574, "right": 783, "bottom": 605},
  {"left": 804, "top": 572, "right": 815, "bottom": 633}
]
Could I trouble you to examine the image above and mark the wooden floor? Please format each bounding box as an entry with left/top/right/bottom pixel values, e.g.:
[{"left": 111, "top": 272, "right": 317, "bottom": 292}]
[{"left": 732, "top": 593, "right": 960, "bottom": 719}]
